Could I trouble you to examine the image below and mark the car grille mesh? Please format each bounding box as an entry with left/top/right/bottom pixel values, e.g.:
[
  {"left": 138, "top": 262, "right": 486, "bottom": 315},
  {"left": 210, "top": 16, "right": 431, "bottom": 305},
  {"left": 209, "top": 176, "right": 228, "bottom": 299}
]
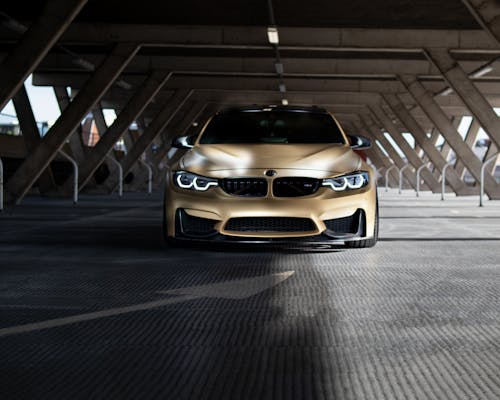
[
  {"left": 273, "top": 177, "right": 320, "bottom": 197},
  {"left": 178, "top": 210, "right": 217, "bottom": 236},
  {"left": 225, "top": 217, "right": 316, "bottom": 233},
  {"left": 323, "top": 211, "right": 360, "bottom": 234},
  {"left": 221, "top": 178, "right": 268, "bottom": 197}
]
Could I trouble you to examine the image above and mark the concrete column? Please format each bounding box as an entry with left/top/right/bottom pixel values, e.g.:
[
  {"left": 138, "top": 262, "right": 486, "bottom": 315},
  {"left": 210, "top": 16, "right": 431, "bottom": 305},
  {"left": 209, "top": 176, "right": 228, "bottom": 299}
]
[
  {"left": 369, "top": 104, "right": 441, "bottom": 192},
  {"left": 439, "top": 117, "right": 461, "bottom": 163},
  {"left": 12, "top": 85, "right": 56, "bottom": 193},
  {"left": 425, "top": 48, "right": 500, "bottom": 150},
  {"left": 5, "top": 43, "right": 139, "bottom": 204},
  {"left": 351, "top": 119, "right": 400, "bottom": 186},
  {"left": 153, "top": 101, "right": 208, "bottom": 166},
  {"left": 53, "top": 86, "right": 87, "bottom": 163},
  {"left": 92, "top": 104, "right": 108, "bottom": 135},
  {"left": 399, "top": 75, "right": 499, "bottom": 197},
  {"left": 0, "top": 0, "right": 87, "bottom": 111},
  {"left": 455, "top": 118, "right": 481, "bottom": 178},
  {"left": 103, "top": 89, "right": 193, "bottom": 192},
  {"left": 483, "top": 142, "right": 499, "bottom": 175},
  {"left": 382, "top": 93, "right": 468, "bottom": 195},
  {"left": 72, "top": 70, "right": 172, "bottom": 191},
  {"left": 361, "top": 113, "right": 417, "bottom": 189}
]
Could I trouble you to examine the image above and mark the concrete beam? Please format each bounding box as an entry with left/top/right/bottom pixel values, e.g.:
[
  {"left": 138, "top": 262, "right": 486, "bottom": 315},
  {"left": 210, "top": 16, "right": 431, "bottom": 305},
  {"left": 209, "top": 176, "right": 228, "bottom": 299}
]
[
  {"left": 455, "top": 118, "right": 481, "bottom": 178},
  {"left": 461, "top": 0, "right": 500, "bottom": 47},
  {"left": 12, "top": 85, "right": 56, "bottom": 193},
  {"left": 5, "top": 43, "right": 139, "bottom": 205},
  {"left": 72, "top": 70, "right": 172, "bottom": 191},
  {"left": 382, "top": 93, "right": 470, "bottom": 195},
  {"left": 425, "top": 48, "right": 500, "bottom": 150},
  {"left": 103, "top": 89, "right": 193, "bottom": 192},
  {"left": 0, "top": 0, "right": 87, "bottom": 111},
  {"left": 400, "top": 74, "right": 499, "bottom": 197}
]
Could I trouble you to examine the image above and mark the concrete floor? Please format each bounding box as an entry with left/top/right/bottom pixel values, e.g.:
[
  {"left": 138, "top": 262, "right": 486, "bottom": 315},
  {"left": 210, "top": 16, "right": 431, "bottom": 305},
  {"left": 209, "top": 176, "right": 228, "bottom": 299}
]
[{"left": 1, "top": 189, "right": 500, "bottom": 399}]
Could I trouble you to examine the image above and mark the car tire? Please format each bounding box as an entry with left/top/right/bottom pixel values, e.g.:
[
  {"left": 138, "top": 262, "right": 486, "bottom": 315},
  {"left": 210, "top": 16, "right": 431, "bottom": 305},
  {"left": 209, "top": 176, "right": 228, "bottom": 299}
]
[{"left": 345, "top": 200, "right": 379, "bottom": 249}]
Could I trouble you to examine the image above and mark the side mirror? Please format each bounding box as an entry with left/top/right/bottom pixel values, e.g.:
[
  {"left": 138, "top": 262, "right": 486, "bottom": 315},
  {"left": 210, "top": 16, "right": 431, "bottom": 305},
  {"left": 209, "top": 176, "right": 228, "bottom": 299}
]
[
  {"left": 348, "top": 135, "right": 371, "bottom": 150},
  {"left": 171, "top": 135, "right": 194, "bottom": 149}
]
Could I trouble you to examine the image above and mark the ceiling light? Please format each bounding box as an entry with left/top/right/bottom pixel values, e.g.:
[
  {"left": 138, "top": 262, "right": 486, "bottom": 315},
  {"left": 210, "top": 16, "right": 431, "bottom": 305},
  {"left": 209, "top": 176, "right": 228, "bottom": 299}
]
[
  {"left": 279, "top": 83, "right": 286, "bottom": 93},
  {"left": 275, "top": 63, "right": 284, "bottom": 75},
  {"left": 267, "top": 26, "right": 279, "bottom": 45},
  {"left": 281, "top": 99, "right": 289, "bottom": 105},
  {"left": 471, "top": 65, "right": 494, "bottom": 78}
]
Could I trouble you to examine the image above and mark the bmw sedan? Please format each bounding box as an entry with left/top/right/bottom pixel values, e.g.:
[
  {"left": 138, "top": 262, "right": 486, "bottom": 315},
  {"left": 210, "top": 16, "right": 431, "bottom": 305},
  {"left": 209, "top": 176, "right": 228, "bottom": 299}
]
[{"left": 163, "top": 105, "right": 378, "bottom": 247}]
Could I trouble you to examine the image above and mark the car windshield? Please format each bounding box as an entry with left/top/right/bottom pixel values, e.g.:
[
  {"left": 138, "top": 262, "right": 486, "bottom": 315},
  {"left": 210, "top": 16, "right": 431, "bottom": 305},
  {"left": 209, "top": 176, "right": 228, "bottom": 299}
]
[{"left": 199, "top": 110, "right": 346, "bottom": 144}]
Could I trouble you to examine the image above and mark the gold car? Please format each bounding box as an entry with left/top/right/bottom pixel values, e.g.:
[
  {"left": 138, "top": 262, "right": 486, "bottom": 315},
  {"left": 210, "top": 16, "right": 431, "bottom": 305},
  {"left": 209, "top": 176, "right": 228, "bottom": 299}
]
[{"left": 163, "top": 105, "right": 378, "bottom": 247}]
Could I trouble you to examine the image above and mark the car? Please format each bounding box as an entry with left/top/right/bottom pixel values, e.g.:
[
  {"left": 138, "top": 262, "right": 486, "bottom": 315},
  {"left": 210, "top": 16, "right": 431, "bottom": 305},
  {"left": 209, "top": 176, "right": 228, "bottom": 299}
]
[{"left": 163, "top": 105, "right": 378, "bottom": 248}]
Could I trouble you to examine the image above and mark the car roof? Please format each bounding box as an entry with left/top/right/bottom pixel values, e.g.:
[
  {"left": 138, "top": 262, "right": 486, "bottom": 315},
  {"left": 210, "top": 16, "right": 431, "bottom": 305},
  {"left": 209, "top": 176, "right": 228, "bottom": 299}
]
[{"left": 217, "top": 105, "right": 329, "bottom": 115}]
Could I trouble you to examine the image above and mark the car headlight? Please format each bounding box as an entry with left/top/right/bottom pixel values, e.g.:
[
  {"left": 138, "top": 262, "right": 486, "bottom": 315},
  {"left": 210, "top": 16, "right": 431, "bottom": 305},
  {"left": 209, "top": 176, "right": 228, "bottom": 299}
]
[
  {"left": 174, "top": 171, "right": 218, "bottom": 191},
  {"left": 322, "top": 171, "right": 369, "bottom": 192}
]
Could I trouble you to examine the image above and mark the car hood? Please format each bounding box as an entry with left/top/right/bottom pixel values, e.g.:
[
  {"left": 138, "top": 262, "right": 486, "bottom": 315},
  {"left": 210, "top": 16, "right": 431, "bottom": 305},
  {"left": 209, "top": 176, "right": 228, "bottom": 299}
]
[{"left": 179, "top": 144, "right": 360, "bottom": 175}]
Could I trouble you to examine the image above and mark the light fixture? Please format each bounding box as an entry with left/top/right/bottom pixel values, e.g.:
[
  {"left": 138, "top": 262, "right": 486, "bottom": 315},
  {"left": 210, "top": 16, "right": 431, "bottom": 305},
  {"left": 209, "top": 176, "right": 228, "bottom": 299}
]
[
  {"left": 440, "top": 87, "right": 453, "bottom": 96},
  {"left": 471, "top": 65, "right": 494, "bottom": 78},
  {"left": 281, "top": 99, "right": 289, "bottom": 105},
  {"left": 267, "top": 26, "right": 279, "bottom": 44},
  {"left": 275, "top": 63, "right": 284, "bottom": 75},
  {"left": 279, "top": 83, "right": 286, "bottom": 93},
  {"left": 192, "top": 122, "right": 199, "bottom": 127}
]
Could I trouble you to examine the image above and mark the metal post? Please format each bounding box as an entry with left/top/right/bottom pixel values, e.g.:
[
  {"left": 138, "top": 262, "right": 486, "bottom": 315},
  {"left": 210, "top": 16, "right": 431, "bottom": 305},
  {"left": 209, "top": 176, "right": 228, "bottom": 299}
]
[
  {"left": 106, "top": 155, "right": 123, "bottom": 197},
  {"left": 376, "top": 167, "right": 384, "bottom": 181},
  {"left": 480, "top": 153, "right": 499, "bottom": 207},
  {"left": 0, "top": 157, "right": 3, "bottom": 211},
  {"left": 385, "top": 165, "right": 397, "bottom": 192},
  {"left": 416, "top": 163, "right": 431, "bottom": 197},
  {"left": 58, "top": 150, "right": 78, "bottom": 204},
  {"left": 441, "top": 162, "right": 454, "bottom": 201},
  {"left": 139, "top": 159, "right": 153, "bottom": 194},
  {"left": 398, "top": 164, "right": 411, "bottom": 194}
]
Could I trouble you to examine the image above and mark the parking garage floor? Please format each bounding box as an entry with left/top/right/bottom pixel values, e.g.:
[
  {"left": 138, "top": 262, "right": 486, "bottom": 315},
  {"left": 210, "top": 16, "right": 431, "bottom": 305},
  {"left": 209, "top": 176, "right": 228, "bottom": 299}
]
[{"left": 1, "top": 190, "right": 500, "bottom": 399}]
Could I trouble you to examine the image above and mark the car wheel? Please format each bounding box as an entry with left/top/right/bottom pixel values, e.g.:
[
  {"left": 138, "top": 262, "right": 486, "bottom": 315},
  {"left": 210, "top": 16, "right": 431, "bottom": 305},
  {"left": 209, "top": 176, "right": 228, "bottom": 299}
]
[{"left": 345, "top": 200, "right": 379, "bottom": 248}]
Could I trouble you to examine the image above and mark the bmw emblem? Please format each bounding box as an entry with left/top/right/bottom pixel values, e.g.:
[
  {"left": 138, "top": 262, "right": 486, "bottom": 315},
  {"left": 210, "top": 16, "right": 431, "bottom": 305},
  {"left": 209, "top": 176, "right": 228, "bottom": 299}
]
[{"left": 265, "top": 170, "right": 277, "bottom": 177}]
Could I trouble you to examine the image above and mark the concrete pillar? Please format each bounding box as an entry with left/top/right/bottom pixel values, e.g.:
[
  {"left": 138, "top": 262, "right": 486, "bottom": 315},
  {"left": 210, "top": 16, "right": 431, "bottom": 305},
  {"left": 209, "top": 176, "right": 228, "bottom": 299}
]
[
  {"left": 399, "top": 75, "right": 499, "bottom": 197},
  {"left": 360, "top": 113, "right": 417, "bottom": 189},
  {"left": 351, "top": 119, "right": 400, "bottom": 186},
  {"left": 425, "top": 48, "right": 500, "bottom": 150},
  {"left": 369, "top": 104, "right": 441, "bottom": 192},
  {"left": 455, "top": 118, "right": 481, "bottom": 179},
  {"left": 439, "top": 117, "right": 461, "bottom": 163},
  {"left": 103, "top": 89, "right": 193, "bottom": 192},
  {"left": 53, "top": 86, "right": 87, "bottom": 163},
  {"left": 382, "top": 93, "right": 469, "bottom": 195},
  {"left": 0, "top": 0, "right": 87, "bottom": 111},
  {"left": 92, "top": 104, "right": 108, "bottom": 135},
  {"left": 71, "top": 70, "right": 172, "bottom": 191},
  {"left": 483, "top": 142, "right": 499, "bottom": 175},
  {"left": 5, "top": 43, "right": 139, "bottom": 204},
  {"left": 153, "top": 101, "right": 208, "bottom": 166},
  {"left": 12, "top": 85, "right": 57, "bottom": 194}
]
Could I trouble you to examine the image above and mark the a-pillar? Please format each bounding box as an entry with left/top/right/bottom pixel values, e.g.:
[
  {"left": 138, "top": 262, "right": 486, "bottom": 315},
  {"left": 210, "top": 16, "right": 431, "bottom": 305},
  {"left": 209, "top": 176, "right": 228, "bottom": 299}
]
[{"left": 5, "top": 43, "right": 139, "bottom": 204}]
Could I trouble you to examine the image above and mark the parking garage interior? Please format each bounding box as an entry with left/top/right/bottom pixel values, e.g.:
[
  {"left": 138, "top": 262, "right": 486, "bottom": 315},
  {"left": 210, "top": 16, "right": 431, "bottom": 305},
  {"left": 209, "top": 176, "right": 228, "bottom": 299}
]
[{"left": 1, "top": 1, "right": 500, "bottom": 399}]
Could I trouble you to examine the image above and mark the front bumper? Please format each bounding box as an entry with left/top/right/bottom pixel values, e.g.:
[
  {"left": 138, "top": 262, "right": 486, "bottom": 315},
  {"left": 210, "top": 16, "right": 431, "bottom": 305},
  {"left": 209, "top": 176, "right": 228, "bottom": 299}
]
[{"left": 164, "top": 169, "right": 377, "bottom": 242}]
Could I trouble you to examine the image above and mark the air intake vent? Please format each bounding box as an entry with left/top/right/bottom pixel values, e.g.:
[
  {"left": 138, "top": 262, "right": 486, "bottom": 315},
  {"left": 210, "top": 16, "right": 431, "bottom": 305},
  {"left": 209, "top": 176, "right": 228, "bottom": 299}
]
[
  {"left": 225, "top": 217, "right": 316, "bottom": 233},
  {"left": 323, "top": 210, "right": 361, "bottom": 234},
  {"left": 221, "top": 178, "right": 268, "bottom": 197},
  {"left": 273, "top": 177, "right": 320, "bottom": 197}
]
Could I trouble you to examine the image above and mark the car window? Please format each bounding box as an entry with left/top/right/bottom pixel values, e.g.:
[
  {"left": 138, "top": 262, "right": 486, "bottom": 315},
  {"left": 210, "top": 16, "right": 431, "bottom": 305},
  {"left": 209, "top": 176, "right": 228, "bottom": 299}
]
[{"left": 199, "top": 111, "right": 346, "bottom": 144}]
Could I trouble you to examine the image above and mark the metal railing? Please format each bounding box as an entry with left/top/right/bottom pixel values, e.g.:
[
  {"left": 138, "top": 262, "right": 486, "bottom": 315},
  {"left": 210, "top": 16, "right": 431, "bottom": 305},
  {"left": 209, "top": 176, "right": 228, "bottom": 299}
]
[
  {"left": 480, "top": 153, "right": 499, "bottom": 207},
  {"left": 385, "top": 165, "right": 397, "bottom": 192},
  {"left": 139, "top": 159, "right": 153, "bottom": 194},
  {"left": 441, "top": 161, "right": 454, "bottom": 201},
  {"left": 58, "top": 150, "right": 78, "bottom": 204},
  {"left": 398, "top": 164, "right": 411, "bottom": 194},
  {"left": 106, "top": 155, "right": 123, "bottom": 197},
  {"left": 416, "top": 162, "right": 431, "bottom": 197},
  {"left": 0, "top": 156, "right": 3, "bottom": 211}
]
